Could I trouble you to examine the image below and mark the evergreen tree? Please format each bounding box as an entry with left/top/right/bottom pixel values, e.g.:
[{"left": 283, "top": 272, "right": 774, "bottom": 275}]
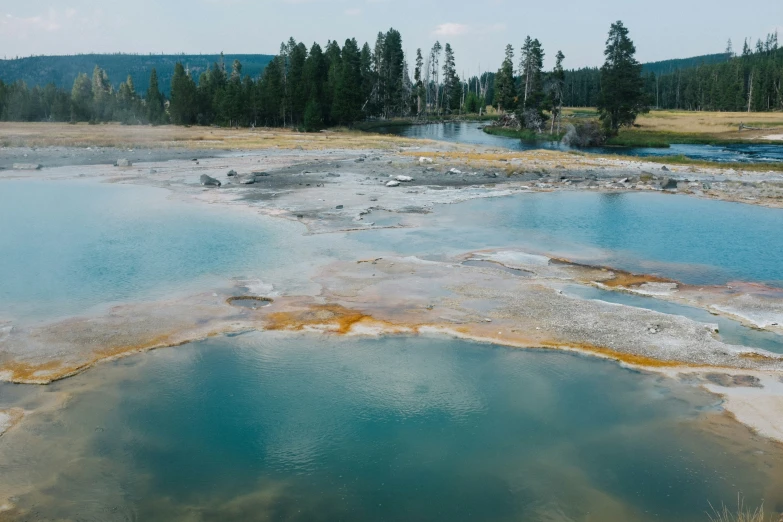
[
  {"left": 381, "top": 28, "right": 404, "bottom": 117},
  {"left": 91, "top": 66, "right": 113, "bottom": 121},
  {"left": 597, "top": 21, "right": 649, "bottom": 135},
  {"left": 332, "top": 38, "right": 363, "bottom": 124},
  {"left": 414, "top": 48, "right": 424, "bottom": 116},
  {"left": 145, "top": 68, "right": 165, "bottom": 124},
  {"left": 302, "top": 43, "right": 328, "bottom": 127},
  {"left": 170, "top": 63, "right": 198, "bottom": 125},
  {"left": 494, "top": 44, "right": 516, "bottom": 112},
  {"left": 441, "top": 43, "right": 461, "bottom": 113},
  {"left": 519, "top": 38, "right": 545, "bottom": 113},
  {"left": 547, "top": 50, "right": 565, "bottom": 133},
  {"left": 70, "top": 73, "right": 93, "bottom": 122}
]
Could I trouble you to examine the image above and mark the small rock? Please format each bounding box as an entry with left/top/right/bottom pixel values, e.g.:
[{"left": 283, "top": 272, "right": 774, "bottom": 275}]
[
  {"left": 386, "top": 180, "right": 400, "bottom": 187},
  {"left": 336, "top": 205, "right": 344, "bottom": 209},
  {"left": 355, "top": 158, "right": 365, "bottom": 163},
  {"left": 661, "top": 165, "right": 670, "bottom": 171},
  {"left": 200, "top": 174, "right": 221, "bottom": 187},
  {"left": 227, "top": 170, "right": 237, "bottom": 177},
  {"left": 449, "top": 168, "right": 462, "bottom": 174},
  {"left": 419, "top": 157, "right": 433, "bottom": 164},
  {"left": 396, "top": 175, "right": 413, "bottom": 182},
  {"left": 12, "top": 163, "right": 42, "bottom": 170}
]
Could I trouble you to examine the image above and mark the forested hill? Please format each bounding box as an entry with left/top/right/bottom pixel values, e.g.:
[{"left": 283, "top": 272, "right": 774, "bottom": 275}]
[
  {"left": 641, "top": 53, "right": 730, "bottom": 75},
  {"left": 0, "top": 54, "right": 275, "bottom": 95}
]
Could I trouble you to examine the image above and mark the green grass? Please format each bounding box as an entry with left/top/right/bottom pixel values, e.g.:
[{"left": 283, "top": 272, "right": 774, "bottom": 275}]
[
  {"left": 356, "top": 113, "right": 499, "bottom": 131},
  {"left": 605, "top": 129, "right": 782, "bottom": 147},
  {"left": 483, "top": 126, "right": 564, "bottom": 142}
]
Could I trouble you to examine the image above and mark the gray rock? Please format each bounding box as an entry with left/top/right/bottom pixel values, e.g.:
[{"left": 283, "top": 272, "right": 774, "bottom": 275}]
[
  {"left": 660, "top": 177, "right": 678, "bottom": 190},
  {"left": 116, "top": 159, "right": 132, "bottom": 167},
  {"left": 227, "top": 170, "right": 237, "bottom": 177},
  {"left": 661, "top": 165, "right": 670, "bottom": 171},
  {"left": 355, "top": 158, "right": 365, "bottom": 163},
  {"left": 252, "top": 171, "right": 270, "bottom": 177},
  {"left": 336, "top": 205, "right": 344, "bottom": 209},
  {"left": 12, "top": 163, "right": 42, "bottom": 170},
  {"left": 200, "top": 174, "right": 221, "bottom": 187}
]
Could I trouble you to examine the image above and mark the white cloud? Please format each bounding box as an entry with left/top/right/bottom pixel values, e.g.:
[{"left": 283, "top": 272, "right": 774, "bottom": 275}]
[
  {"left": 433, "top": 23, "right": 470, "bottom": 37},
  {"left": 432, "top": 22, "right": 506, "bottom": 37},
  {"left": 0, "top": 9, "right": 63, "bottom": 36}
]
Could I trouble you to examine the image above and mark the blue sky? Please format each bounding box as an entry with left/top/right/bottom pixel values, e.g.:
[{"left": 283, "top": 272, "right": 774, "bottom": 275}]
[{"left": 1, "top": 0, "right": 781, "bottom": 73}]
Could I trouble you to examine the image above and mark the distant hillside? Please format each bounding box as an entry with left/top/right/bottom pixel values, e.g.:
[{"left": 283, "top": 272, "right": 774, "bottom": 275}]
[
  {"left": 642, "top": 53, "right": 731, "bottom": 75},
  {"left": 0, "top": 54, "right": 275, "bottom": 95}
]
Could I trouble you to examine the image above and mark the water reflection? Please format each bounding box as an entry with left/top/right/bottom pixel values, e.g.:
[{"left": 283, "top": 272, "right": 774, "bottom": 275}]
[{"left": 3, "top": 334, "right": 782, "bottom": 522}]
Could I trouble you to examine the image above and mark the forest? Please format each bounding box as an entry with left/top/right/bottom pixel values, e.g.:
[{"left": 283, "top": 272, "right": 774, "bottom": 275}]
[
  {"left": 563, "top": 35, "right": 782, "bottom": 111},
  {"left": 0, "top": 28, "right": 780, "bottom": 129}
]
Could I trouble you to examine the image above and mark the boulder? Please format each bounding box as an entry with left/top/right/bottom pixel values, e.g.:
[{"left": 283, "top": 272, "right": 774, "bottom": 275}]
[
  {"left": 418, "top": 157, "right": 433, "bottom": 164},
  {"left": 396, "top": 175, "right": 413, "bottom": 182},
  {"left": 12, "top": 163, "right": 42, "bottom": 170},
  {"left": 448, "top": 168, "right": 462, "bottom": 174},
  {"left": 200, "top": 174, "right": 221, "bottom": 187},
  {"left": 386, "top": 180, "right": 400, "bottom": 187},
  {"left": 336, "top": 205, "right": 344, "bottom": 209},
  {"left": 227, "top": 170, "right": 237, "bottom": 177},
  {"left": 116, "top": 159, "right": 132, "bottom": 167},
  {"left": 660, "top": 177, "right": 678, "bottom": 190},
  {"left": 661, "top": 165, "right": 670, "bottom": 171}
]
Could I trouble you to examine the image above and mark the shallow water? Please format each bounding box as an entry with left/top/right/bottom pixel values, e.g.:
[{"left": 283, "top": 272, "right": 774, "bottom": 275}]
[
  {"left": 3, "top": 334, "right": 782, "bottom": 522},
  {"left": 374, "top": 121, "right": 783, "bottom": 163},
  {"left": 0, "top": 179, "right": 308, "bottom": 323},
  {"left": 355, "top": 191, "right": 783, "bottom": 286},
  {"left": 562, "top": 284, "right": 783, "bottom": 354}
]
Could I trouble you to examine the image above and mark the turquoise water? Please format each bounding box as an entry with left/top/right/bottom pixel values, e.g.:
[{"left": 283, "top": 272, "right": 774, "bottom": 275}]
[
  {"left": 563, "top": 284, "right": 783, "bottom": 354},
  {"left": 4, "top": 334, "right": 782, "bottom": 521},
  {"left": 0, "top": 179, "right": 301, "bottom": 323},
  {"left": 375, "top": 122, "right": 783, "bottom": 163},
  {"left": 356, "top": 192, "right": 783, "bottom": 286}
]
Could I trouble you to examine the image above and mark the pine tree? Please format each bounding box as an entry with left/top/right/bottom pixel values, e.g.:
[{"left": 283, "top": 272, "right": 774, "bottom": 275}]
[
  {"left": 414, "top": 48, "right": 424, "bottom": 116},
  {"left": 495, "top": 44, "right": 516, "bottom": 112},
  {"left": 597, "top": 21, "right": 649, "bottom": 135},
  {"left": 547, "top": 50, "right": 565, "bottom": 133},
  {"left": 441, "top": 43, "right": 460, "bottom": 113},
  {"left": 70, "top": 73, "right": 93, "bottom": 122},
  {"left": 519, "top": 37, "right": 545, "bottom": 127},
  {"left": 170, "top": 63, "right": 198, "bottom": 125},
  {"left": 145, "top": 68, "right": 165, "bottom": 124},
  {"left": 381, "top": 28, "right": 404, "bottom": 117},
  {"left": 332, "top": 38, "right": 363, "bottom": 124}
]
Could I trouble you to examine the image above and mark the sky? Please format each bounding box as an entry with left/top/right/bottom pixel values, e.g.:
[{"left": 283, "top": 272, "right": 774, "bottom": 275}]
[{"left": 1, "top": 0, "right": 781, "bottom": 74}]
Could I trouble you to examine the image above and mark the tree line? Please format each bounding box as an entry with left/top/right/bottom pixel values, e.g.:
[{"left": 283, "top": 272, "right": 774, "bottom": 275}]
[
  {"left": 0, "top": 28, "right": 483, "bottom": 129},
  {"left": 563, "top": 33, "right": 782, "bottom": 112}
]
